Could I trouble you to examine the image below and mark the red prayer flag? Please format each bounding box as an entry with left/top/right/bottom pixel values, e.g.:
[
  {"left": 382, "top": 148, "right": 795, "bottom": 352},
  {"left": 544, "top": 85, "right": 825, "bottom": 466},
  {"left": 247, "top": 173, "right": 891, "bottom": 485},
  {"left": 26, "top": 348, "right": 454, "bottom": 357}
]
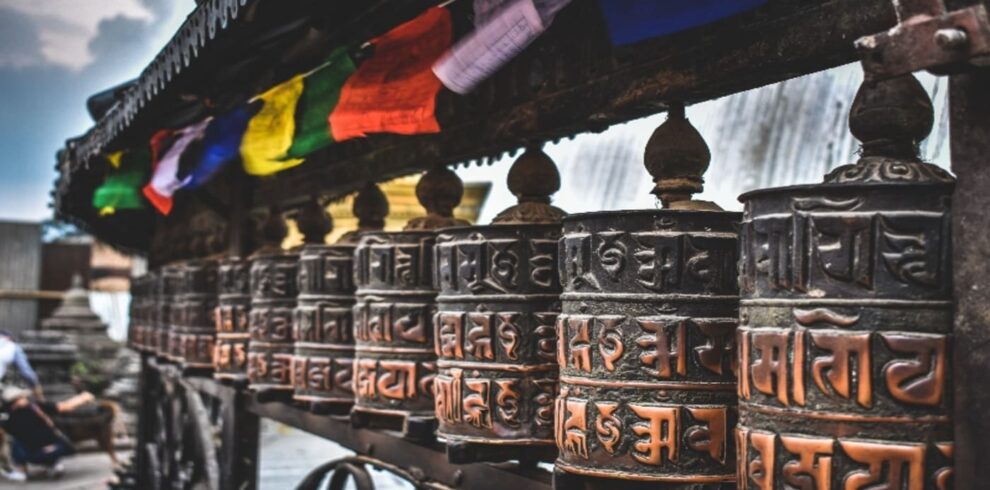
[{"left": 330, "top": 7, "right": 451, "bottom": 140}]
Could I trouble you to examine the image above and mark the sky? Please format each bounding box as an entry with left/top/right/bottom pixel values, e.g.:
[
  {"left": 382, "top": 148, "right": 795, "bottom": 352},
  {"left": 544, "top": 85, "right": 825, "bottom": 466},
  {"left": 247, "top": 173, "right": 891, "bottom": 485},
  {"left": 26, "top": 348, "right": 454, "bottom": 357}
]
[{"left": 0, "top": 0, "right": 195, "bottom": 222}]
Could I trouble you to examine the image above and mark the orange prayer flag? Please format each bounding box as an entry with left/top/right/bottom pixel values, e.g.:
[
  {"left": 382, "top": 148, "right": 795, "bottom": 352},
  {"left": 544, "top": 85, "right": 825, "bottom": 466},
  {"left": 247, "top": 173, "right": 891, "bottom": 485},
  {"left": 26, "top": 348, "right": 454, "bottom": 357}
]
[{"left": 329, "top": 7, "right": 451, "bottom": 141}]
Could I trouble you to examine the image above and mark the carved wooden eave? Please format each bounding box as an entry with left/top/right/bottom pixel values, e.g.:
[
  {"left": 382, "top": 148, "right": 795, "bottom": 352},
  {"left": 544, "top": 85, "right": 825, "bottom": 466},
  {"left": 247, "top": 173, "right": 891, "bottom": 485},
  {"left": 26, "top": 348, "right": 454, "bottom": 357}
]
[{"left": 53, "top": 0, "right": 902, "bottom": 255}]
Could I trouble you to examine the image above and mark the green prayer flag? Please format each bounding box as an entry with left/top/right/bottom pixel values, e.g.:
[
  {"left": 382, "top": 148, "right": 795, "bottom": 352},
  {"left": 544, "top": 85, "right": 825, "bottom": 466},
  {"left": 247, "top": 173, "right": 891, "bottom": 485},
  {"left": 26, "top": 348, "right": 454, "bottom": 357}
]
[
  {"left": 284, "top": 47, "right": 357, "bottom": 159},
  {"left": 93, "top": 148, "right": 150, "bottom": 214}
]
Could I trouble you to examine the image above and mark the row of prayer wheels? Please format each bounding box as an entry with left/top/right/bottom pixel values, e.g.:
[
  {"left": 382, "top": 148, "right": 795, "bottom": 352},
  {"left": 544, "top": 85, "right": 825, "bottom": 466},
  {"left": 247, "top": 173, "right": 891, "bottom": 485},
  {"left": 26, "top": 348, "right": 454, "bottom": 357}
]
[{"left": 128, "top": 73, "right": 954, "bottom": 488}]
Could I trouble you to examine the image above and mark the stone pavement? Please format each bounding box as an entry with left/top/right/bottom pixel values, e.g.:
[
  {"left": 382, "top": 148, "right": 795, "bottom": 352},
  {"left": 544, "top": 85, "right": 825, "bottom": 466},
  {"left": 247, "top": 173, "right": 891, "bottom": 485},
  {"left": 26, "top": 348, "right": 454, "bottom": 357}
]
[{"left": 0, "top": 451, "right": 124, "bottom": 490}]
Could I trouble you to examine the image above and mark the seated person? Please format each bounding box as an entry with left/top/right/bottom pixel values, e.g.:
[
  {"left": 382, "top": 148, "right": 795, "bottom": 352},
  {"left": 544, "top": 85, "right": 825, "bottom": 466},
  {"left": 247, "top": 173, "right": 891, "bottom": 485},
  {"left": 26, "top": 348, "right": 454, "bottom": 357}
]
[{"left": 0, "top": 388, "right": 94, "bottom": 480}]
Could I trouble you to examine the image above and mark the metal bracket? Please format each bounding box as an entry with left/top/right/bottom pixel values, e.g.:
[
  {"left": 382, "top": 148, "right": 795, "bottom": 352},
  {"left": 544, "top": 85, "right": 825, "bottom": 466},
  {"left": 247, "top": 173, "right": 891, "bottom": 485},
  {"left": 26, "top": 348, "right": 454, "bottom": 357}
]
[{"left": 857, "top": 1, "right": 990, "bottom": 80}]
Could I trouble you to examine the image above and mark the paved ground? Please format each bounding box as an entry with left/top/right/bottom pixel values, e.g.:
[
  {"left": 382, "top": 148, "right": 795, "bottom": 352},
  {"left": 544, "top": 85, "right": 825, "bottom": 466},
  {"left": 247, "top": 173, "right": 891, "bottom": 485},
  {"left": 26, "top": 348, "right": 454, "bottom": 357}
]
[
  {"left": 0, "top": 451, "right": 124, "bottom": 490},
  {"left": 257, "top": 420, "right": 411, "bottom": 490}
]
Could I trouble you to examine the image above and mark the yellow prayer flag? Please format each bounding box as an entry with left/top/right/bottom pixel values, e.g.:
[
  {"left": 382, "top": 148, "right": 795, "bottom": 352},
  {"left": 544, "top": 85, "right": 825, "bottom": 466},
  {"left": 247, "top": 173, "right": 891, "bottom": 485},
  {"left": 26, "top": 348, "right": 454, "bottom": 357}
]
[
  {"left": 107, "top": 151, "right": 124, "bottom": 169},
  {"left": 240, "top": 75, "right": 306, "bottom": 176}
]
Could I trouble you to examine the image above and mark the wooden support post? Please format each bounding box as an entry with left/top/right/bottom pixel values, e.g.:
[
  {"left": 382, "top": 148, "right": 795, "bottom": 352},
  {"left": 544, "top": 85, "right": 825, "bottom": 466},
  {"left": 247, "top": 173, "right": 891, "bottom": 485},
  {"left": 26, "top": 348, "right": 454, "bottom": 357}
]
[{"left": 950, "top": 67, "right": 990, "bottom": 490}]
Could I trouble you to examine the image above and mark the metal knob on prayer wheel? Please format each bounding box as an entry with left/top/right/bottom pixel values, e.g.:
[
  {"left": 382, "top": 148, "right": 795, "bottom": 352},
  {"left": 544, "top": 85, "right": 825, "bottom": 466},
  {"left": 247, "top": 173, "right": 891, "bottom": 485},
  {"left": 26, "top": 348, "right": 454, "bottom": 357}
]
[
  {"left": 736, "top": 74, "right": 954, "bottom": 490},
  {"left": 433, "top": 145, "right": 565, "bottom": 464},
  {"left": 290, "top": 186, "right": 388, "bottom": 414},
  {"left": 554, "top": 104, "right": 740, "bottom": 488},
  {"left": 247, "top": 206, "right": 298, "bottom": 399},
  {"left": 351, "top": 169, "right": 468, "bottom": 440}
]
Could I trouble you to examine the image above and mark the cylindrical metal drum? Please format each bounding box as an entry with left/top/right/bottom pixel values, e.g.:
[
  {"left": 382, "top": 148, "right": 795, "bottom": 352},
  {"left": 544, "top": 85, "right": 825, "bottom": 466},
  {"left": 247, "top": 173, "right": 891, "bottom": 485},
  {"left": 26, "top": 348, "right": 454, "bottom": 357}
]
[
  {"left": 735, "top": 74, "right": 955, "bottom": 490},
  {"left": 292, "top": 242, "right": 357, "bottom": 410},
  {"left": 175, "top": 259, "right": 217, "bottom": 369},
  {"left": 352, "top": 231, "right": 439, "bottom": 432},
  {"left": 247, "top": 250, "right": 298, "bottom": 394},
  {"left": 157, "top": 264, "right": 182, "bottom": 360},
  {"left": 214, "top": 257, "right": 252, "bottom": 382},
  {"left": 127, "top": 274, "right": 148, "bottom": 351},
  {"left": 147, "top": 271, "right": 161, "bottom": 354},
  {"left": 555, "top": 210, "right": 740, "bottom": 485},
  {"left": 434, "top": 224, "right": 561, "bottom": 457},
  {"left": 167, "top": 263, "right": 188, "bottom": 362},
  {"left": 737, "top": 182, "right": 954, "bottom": 489}
]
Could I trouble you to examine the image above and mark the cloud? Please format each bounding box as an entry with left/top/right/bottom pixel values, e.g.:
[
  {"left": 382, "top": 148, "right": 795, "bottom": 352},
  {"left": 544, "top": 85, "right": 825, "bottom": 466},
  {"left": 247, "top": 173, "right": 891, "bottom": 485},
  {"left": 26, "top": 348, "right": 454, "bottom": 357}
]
[
  {"left": 0, "top": 0, "right": 153, "bottom": 70},
  {"left": 0, "top": 0, "right": 195, "bottom": 221}
]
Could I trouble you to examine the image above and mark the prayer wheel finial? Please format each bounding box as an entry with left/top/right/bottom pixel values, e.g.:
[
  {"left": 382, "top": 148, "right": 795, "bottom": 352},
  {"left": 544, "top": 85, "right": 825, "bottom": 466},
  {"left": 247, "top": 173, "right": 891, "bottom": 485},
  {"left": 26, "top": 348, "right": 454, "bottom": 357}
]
[
  {"left": 257, "top": 205, "right": 288, "bottom": 253},
  {"left": 339, "top": 182, "right": 389, "bottom": 243},
  {"left": 296, "top": 196, "right": 332, "bottom": 245},
  {"left": 825, "top": 74, "right": 954, "bottom": 183},
  {"left": 644, "top": 103, "right": 721, "bottom": 210},
  {"left": 492, "top": 144, "right": 567, "bottom": 224},
  {"left": 404, "top": 167, "right": 470, "bottom": 230}
]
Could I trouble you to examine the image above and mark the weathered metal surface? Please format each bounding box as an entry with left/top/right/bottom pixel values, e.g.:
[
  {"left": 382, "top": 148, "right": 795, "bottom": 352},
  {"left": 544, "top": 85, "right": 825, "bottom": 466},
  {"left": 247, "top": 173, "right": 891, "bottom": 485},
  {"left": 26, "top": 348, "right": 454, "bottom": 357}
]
[
  {"left": 128, "top": 274, "right": 151, "bottom": 352},
  {"left": 857, "top": 0, "right": 990, "bottom": 80},
  {"left": 213, "top": 257, "right": 251, "bottom": 381},
  {"left": 737, "top": 74, "right": 955, "bottom": 489},
  {"left": 155, "top": 265, "right": 181, "bottom": 360},
  {"left": 246, "top": 250, "right": 298, "bottom": 394},
  {"left": 949, "top": 68, "right": 990, "bottom": 490},
  {"left": 351, "top": 230, "right": 440, "bottom": 429},
  {"left": 555, "top": 210, "right": 740, "bottom": 485},
  {"left": 175, "top": 259, "right": 218, "bottom": 370},
  {"left": 292, "top": 242, "right": 357, "bottom": 410},
  {"left": 433, "top": 224, "right": 561, "bottom": 451}
]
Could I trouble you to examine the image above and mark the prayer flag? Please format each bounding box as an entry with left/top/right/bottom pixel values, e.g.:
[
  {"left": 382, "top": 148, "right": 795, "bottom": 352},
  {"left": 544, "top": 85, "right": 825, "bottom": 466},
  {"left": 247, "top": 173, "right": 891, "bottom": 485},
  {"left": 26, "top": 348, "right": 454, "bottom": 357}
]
[
  {"left": 434, "top": 0, "right": 570, "bottom": 94},
  {"left": 143, "top": 119, "right": 210, "bottom": 215},
  {"left": 329, "top": 7, "right": 452, "bottom": 141},
  {"left": 186, "top": 105, "right": 254, "bottom": 188},
  {"left": 285, "top": 47, "right": 357, "bottom": 159},
  {"left": 240, "top": 75, "right": 306, "bottom": 176},
  {"left": 93, "top": 149, "right": 149, "bottom": 215},
  {"left": 599, "top": 0, "right": 767, "bottom": 46}
]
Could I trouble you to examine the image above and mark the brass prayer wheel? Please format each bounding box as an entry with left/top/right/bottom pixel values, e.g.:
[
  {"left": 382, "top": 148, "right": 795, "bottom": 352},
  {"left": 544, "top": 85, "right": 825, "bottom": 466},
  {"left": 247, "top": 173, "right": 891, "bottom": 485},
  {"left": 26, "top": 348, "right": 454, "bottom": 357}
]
[
  {"left": 290, "top": 186, "right": 387, "bottom": 412},
  {"left": 213, "top": 256, "right": 252, "bottom": 382},
  {"left": 433, "top": 146, "right": 565, "bottom": 463},
  {"left": 554, "top": 106, "right": 740, "bottom": 487},
  {"left": 158, "top": 263, "right": 183, "bottom": 361},
  {"left": 175, "top": 256, "right": 218, "bottom": 370},
  {"left": 736, "top": 74, "right": 954, "bottom": 489},
  {"left": 352, "top": 168, "right": 468, "bottom": 438},
  {"left": 128, "top": 274, "right": 150, "bottom": 352},
  {"left": 247, "top": 208, "right": 298, "bottom": 396}
]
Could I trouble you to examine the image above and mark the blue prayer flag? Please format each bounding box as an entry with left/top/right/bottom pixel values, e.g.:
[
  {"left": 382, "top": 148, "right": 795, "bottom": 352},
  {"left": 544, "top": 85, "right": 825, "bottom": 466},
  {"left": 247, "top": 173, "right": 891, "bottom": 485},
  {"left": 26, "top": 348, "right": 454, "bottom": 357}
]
[
  {"left": 186, "top": 105, "right": 254, "bottom": 188},
  {"left": 599, "top": 0, "right": 768, "bottom": 46}
]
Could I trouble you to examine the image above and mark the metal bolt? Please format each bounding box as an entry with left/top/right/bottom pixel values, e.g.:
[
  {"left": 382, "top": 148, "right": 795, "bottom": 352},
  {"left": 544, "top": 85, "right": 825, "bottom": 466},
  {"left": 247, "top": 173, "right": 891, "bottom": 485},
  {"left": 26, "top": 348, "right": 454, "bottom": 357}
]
[{"left": 935, "top": 28, "right": 969, "bottom": 50}]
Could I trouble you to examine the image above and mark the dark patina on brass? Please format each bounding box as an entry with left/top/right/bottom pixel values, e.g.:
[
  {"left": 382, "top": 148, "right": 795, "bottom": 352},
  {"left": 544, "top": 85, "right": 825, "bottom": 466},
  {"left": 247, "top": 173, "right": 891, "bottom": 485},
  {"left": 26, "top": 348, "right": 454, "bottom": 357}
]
[
  {"left": 128, "top": 274, "right": 151, "bottom": 352},
  {"left": 736, "top": 74, "right": 954, "bottom": 490},
  {"left": 555, "top": 106, "right": 740, "bottom": 487},
  {"left": 175, "top": 256, "right": 218, "bottom": 370},
  {"left": 158, "top": 264, "right": 183, "bottom": 361},
  {"left": 352, "top": 169, "right": 468, "bottom": 439},
  {"left": 434, "top": 146, "right": 565, "bottom": 463},
  {"left": 214, "top": 256, "right": 251, "bottom": 382},
  {"left": 247, "top": 208, "right": 298, "bottom": 397},
  {"left": 291, "top": 187, "right": 387, "bottom": 413}
]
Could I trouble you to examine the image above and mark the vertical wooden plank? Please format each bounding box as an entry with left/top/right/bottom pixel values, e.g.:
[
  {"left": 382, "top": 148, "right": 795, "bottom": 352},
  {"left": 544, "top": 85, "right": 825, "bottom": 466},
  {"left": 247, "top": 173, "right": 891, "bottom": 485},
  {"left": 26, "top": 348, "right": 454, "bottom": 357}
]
[
  {"left": 950, "top": 68, "right": 990, "bottom": 490},
  {"left": 221, "top": 388, "right": 260, "bottom": 490}
]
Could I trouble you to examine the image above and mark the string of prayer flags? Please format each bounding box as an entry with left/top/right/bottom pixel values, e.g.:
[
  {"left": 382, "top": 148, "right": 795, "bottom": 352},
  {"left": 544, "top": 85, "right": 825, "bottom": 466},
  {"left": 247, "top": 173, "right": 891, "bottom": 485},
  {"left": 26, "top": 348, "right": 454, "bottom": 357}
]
[
  {"left": 598, "top": 0, "right": 767, "bottom": 46},
  {"left": 143, "top": 119, "right": 210, "bottom": 215},
  {"left": 185, "top": 105, "right": 255, "bottom": 188},
  {"left": 240, "top": 75, "right": 306, "bottom": 176},
  {"left": 284, "top": 47, "right": 357, "bottom": 159},
  {"left": 329, "top": 7, "right": 452, "bottom": 141},
  {"left": 92, "top": 149, "right": 149, "bottom": 215},
  {"left": 433, "top": 0, "right": 571, "bottom": 94}
]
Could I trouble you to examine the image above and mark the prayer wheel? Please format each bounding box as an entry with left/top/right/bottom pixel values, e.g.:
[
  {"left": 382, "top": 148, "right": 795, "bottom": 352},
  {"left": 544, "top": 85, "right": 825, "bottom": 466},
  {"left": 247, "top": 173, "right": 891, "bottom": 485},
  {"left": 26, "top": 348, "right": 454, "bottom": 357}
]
[
  {"left": 175, "top": 244, "right": 219, "bottom": 370},
  {"left": 554, "top": 106, "right": 740, "bottom": 487},
  {"left": 736, "top": 74, "right": 954, "bottom": 489},
  {"left": 292, "top": 185, "right": 387, "bottom": 413},
  {"left": 247, "top": 208, "right": 298, "bottom": 397},
  {"left": 434, "top": 146, "right": 565, "bottom": 463},
  {"left": 214, "top": 256, "right": 252, "bottom": 382},
  {"left": 351, "top": 168, "right": 468, "bottom": 439},
  {"left": 158, "top": 263, "right": 183, "bottom": 361},
  {"left": 128, "top": 274, "right": 150, "bottom": 352}
]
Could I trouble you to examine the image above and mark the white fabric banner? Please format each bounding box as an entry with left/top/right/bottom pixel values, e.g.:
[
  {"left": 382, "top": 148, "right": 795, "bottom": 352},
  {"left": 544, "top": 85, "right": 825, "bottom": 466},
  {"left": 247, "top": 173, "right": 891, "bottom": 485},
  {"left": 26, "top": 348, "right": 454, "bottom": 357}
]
[
  {"left": 147, "top": 118, "right": 209, "bottom": 198},
  {"left": 434, "top": 0, "right": 570, "bottom": 94}
]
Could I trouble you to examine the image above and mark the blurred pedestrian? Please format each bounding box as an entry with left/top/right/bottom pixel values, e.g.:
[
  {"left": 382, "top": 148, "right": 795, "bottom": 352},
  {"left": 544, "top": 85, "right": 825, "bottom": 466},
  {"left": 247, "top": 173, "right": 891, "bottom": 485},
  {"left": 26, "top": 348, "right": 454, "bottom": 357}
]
[{"left": 0, "top": 388, "right": 94, "bottom": 481}]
